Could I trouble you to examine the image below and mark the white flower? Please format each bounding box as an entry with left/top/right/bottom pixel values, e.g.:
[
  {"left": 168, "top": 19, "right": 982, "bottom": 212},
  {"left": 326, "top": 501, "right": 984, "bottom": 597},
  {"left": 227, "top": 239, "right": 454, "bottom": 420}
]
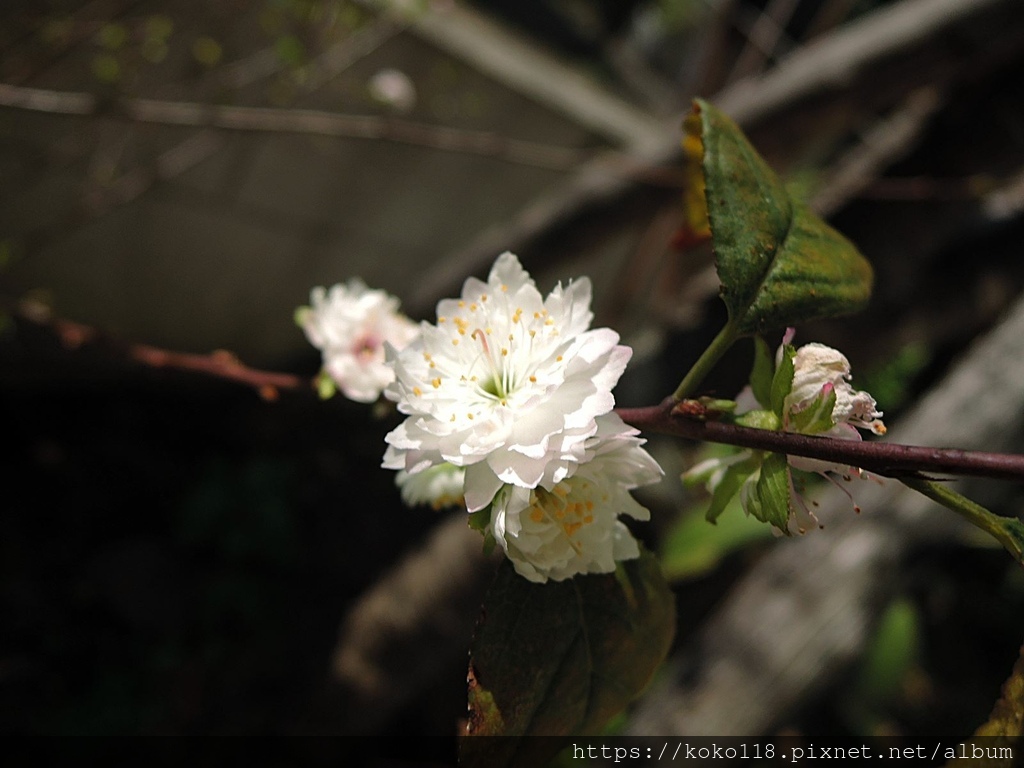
[
  {"left": 395, "top": 463, "right": 466, "bottom": 510},
  {"left": 683, "top": 337, "right": 885, "bottom": 535},
  {"left": 383, "top": 252, "right": 633, "bottom": 513},
  {"left": 782, "top": 342, "right": 885, "bottom": 479},
  {"left": 488, "top": 414, "right": 663, "bottom": 583},
  {"left": 297, "top": 279, "right": 419, "bottom": 403},
  {"left": 786, "top": 342, "right": 886, "bottom": 436}
]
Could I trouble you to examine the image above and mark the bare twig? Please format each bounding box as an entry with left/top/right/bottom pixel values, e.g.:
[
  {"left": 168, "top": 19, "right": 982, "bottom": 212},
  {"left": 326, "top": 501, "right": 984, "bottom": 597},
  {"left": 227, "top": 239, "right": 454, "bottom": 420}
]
[
  {"left": 726, "top": 0, "right": 802, "bottom": 82},
  {"left": 810, "top": 86, "right": 944, "bottom": 217},
  {"left": 0, "top": 82, "right": 591, "bottom": 171},
  {"left": 11, "top": 299, "right": 310, "bottom": 399},
  {"left": 358, "top": 0, "right": 673, "bottom": 152},
  {"left": 618, "top": 400, "right": 1024, "bottom": 483}
]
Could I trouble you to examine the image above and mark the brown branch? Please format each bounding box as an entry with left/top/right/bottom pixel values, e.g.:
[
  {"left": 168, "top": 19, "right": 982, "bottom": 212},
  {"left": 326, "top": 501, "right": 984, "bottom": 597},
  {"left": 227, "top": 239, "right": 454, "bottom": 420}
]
[
  {"left": 11, "top": 300, "right": 310, "bottom": 400},
  {"left": 617, "top": 399, "right": 1024, "bottom": 483}
]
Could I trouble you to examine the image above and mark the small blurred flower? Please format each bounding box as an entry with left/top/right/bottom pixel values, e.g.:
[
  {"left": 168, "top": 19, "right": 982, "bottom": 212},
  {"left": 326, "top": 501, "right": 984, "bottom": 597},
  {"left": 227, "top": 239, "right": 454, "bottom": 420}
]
[
  {"left": 368, "top": 68, "right": 416, "bottom": 113},
  {"left": 297, "top": 279, "right": 419, "bottom": 403},
  {"left": 396, "top": 463, "right": 465, "bottom": 510}
]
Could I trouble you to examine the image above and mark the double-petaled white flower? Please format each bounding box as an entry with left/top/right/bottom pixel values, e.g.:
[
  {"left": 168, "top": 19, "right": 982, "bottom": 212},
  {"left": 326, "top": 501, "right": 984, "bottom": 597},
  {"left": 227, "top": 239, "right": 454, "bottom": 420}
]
[
  {"left": 383, "top": 252, "right": 662, "bottom": 580},
  {"left": 383, "top": 251, "right": 633, "bottom": 511},
  {"left": 297, "top": 279, "right": 419, "bottom": 403},
  {"left": 488, "top": 413, "right": 663, "bottom": 582}
]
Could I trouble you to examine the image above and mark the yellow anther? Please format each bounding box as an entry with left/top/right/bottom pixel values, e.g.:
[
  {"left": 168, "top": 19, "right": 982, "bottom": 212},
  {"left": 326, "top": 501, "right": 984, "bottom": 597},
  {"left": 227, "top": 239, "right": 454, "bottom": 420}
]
[
  {"left": 530, "top": 508, "right": 544, "bottom": 523},
  {"left": 501, "top": 348, "right": 508, "bottom": 356},
  {"left": 529, "top": 375, "right": 537, "bottom": 383},
  {"left": 556, "top": 355, "right": 563, "bottom": 362},
  {"left": 458, "top": 328, "right": 466, "bottom": 335},
  {"left": 413, "top": 386, "right": 422, "bottom": 396},
  {"left": 467, "top": 413, "right": 474, "bottom": 420},
  {"left": 432, "top": 377, "right": 441, "bottom": 388},
  {"left": 459, "top": 300, "right": 466, "bottom": 308},
  {"left": 452, "top": 339, "right": 459, "bottom": 346},
  {"left": 501, "top": 284, "right": 508, "bottom": 292},
  {"left": 438, "top": 316, "right": 447, "bottom": 323}
]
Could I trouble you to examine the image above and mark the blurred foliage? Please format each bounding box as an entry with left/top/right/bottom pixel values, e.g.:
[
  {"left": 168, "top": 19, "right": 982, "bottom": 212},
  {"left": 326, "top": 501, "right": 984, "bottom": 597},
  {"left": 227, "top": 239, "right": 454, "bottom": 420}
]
[{"left": 660, "top": 481, "right": 772, "bottom": 581}]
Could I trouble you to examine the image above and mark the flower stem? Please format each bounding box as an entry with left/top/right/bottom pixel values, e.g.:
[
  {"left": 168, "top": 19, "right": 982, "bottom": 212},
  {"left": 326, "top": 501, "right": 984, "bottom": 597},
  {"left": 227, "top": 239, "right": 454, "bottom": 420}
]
[
  {"left": 899, "top": 477, "right": 1024, "bottom": 564},
  {"left": 672, "top": 321, "right": 741, "bottom": 401}
]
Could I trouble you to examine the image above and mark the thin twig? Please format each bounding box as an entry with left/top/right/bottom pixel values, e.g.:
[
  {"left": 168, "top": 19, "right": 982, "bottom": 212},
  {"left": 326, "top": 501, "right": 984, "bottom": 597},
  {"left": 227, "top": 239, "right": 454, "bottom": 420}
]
[
  {"left": 11, "top": 300, "right": 310, "bottom": 399},
  {"left": 617, "top": 399, "right": 1024, "bottom": 483},
  {"left": 0, "top": 82, "right": 591, "bottom": 171}
]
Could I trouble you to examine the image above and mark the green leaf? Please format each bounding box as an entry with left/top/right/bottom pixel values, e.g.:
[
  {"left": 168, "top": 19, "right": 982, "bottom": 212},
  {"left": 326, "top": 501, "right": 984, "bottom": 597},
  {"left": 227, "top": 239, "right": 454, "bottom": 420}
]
[
  {"left": 687, "top": 99, "right": 873, "bottom": 336},
  {"left": 705, "top": 456, "right": 758, "bottom": 524},
  {"left": 660, "top": 495, "right": 772, "bottom": 581},
  {"left": 749, "top": 336, "right": 775, "bottom": 409},
  {"left": 769, "top": 344, "right": 795, "bottom": 418},
  {"left": 462, "top": 548, "right": 675, "bottom": 768},
  {"left": 747, "top": 453, "right": 792, "bottom": 533}
]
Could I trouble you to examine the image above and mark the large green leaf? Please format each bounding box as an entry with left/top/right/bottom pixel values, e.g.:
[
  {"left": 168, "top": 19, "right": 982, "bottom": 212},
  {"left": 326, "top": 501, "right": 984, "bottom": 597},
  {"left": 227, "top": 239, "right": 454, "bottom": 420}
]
[
  {"left": 686, "top": 99, "right": 874, "bottom": 336},
  {"left": 461, "top": 548, "right": 675, "bottom": 768}
]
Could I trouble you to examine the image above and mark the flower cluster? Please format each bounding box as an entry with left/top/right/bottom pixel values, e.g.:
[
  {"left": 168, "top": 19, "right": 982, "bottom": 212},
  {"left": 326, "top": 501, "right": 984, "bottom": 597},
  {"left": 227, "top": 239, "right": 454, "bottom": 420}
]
[
  {"left": 296, "top": 279, "right": 419, "bottom": 403},
  {"left": 684, "top": 333, "right": 884, "bottom": 534},
  {"left": 382, "top": 252, "right": 662, "bottom": 582}
]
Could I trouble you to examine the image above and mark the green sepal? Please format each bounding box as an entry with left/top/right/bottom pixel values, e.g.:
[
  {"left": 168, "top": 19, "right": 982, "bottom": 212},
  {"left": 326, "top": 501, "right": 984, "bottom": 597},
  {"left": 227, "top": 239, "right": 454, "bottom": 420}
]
[
  {"left": 747, "top": 453, "right": 792, "bottom": 534},
  {"left": 769, "top": 344, "right": 795, "bottom": 418},
  {"left": 706, "top": 455, "right": 760, "bottom": 524},
  {"left": 750, "top": 336, "right": 775, "bottom": 409},
  {"left": 788, "top": 384, "right": 838, "bottom": 435}
]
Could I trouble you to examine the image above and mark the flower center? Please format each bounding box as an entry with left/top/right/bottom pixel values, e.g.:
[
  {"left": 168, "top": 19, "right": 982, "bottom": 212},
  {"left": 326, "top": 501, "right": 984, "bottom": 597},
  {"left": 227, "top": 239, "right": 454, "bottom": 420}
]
[
  {"left": 472, "top": 328, "right": 511, "bottom": 401},
  {"left": 353, "top": 334, "right": 380, "bottom": 359},
  {"left": 528, "top": 481, "right": 597, "bottom": 553}
]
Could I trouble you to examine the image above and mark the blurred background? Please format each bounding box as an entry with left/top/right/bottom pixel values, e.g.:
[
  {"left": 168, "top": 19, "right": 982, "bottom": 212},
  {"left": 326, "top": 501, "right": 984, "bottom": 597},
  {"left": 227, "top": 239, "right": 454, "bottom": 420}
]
[{"left": 3, "top": 0, "right": 1024, "bottom": 763}]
